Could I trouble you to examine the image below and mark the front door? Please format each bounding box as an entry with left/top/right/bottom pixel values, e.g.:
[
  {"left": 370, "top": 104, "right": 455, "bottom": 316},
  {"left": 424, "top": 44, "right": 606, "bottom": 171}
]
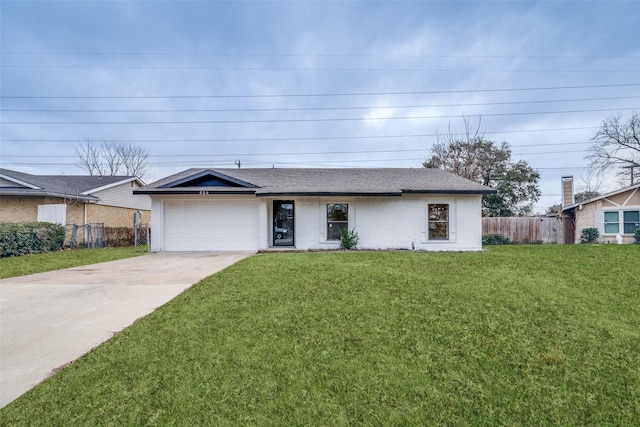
[{"left": 273, "top": 201, "right": 294, "bottom": 246}]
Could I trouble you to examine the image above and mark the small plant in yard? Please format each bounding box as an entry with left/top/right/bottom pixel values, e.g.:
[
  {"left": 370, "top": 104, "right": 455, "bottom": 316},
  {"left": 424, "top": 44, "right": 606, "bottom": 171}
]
[
  {"left": 482, "top": 233, "right": 510, "bottom": 245},
  {"left": 579, "top": 227, "right": 600, "bottom": 244},
  {"left": 635, "top": 228, "right": 640, "bottom": 244},
  {"left": 339, "top": 228, "right": 359, "bottom": 250}
]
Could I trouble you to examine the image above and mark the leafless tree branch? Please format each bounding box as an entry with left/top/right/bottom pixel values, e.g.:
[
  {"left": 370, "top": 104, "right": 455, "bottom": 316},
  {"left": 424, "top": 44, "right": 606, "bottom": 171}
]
[
  {"left": 74, "top": 139, "right": 151, "bottom": 180},
  {"left": 587, "top": 112, "right": 640, "bottom": 186}
]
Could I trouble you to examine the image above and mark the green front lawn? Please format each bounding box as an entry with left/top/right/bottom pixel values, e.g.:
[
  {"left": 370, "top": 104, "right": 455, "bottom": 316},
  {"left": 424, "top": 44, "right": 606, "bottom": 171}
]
[
  {"left": 0, "top": 247, "right": 147, "bottom": 279},
  {"left": 1, "top": 246, "right": 639, "bottom": 425}
]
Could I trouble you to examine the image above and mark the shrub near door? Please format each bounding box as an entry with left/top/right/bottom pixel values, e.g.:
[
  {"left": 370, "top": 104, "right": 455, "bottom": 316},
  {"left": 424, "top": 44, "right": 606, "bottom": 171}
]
[{"left": 579, "top": 228, "right": 600, "bottom": 244}]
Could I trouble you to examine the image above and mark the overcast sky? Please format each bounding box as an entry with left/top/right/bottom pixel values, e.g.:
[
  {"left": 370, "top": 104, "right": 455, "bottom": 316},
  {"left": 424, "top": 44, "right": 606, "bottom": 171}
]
[{"left": 1, "top": 0, "right": 639, "bottom": 212}]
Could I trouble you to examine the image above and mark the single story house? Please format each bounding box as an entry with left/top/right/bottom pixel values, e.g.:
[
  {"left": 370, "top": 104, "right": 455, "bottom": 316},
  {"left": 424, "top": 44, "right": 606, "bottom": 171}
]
[
  {"left": 134, "top": 168, "right": 496, "bottom": 252},
  {"left": 0, "top": 168, "right": 151, "bottom": 227},
  {"left": 561, "top": 177, "right": 640, "bottom": 244}
]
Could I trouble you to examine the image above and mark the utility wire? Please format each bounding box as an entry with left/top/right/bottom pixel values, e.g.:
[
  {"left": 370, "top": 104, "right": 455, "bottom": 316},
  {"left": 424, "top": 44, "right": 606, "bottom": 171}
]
[
  {"left": 2, "top": 144, "right": 591, "bottom": 159},
  {"left": 3, "top": 50, "right": 638, "bottom": 60},
  {"left": 0, "top": 158, "right": 590, "bottom": 170},
  {"left": 4, "top": 64, "right": 636, "bottom": 73},
  {"left": 2, "top": 83, "right": 638, "bottom": 99},
  {"left": 3, "top": 107, "right": 636, "bottom": 125},
  {"left": 0, "top": 126, "right": 601, "bottom": 143},
  {"left": 2, "top": 95, "right": 637, "bottom": 113}
]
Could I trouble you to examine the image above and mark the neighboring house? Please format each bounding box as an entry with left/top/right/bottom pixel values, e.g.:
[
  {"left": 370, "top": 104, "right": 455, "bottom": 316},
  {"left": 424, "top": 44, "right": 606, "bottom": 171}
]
[
  {"left": 135, "top": 168, "right": 496, "bottom": 252},
  {"left": 560, "top": 176, "right": 640, "bottom": 244},
  {"left": 0, "top": 168, "right": 151, "bottom": 227}
]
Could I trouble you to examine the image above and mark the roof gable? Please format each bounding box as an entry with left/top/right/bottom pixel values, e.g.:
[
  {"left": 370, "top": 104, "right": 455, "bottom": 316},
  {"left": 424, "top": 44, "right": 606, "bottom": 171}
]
[
  {"left": 159, "top": 170, "right": 259, "bottom": 189},
  {"left": 563, "top": 183, "right": 640, "bottom": 210},
  {"left": 0, "top": 171, "right": 42, "bottom": 189}
]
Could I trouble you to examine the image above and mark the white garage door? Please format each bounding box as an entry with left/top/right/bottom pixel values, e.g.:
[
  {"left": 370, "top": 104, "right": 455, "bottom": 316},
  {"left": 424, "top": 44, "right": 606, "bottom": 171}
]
[{"left": 164, "top": 200, "right": 259, "bottom": 251}]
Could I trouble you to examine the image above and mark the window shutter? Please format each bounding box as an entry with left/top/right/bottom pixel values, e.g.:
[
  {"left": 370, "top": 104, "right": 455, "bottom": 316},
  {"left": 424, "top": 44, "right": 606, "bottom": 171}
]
[{"left": 594, "top": 209, "right": 604, "bottom": 234}]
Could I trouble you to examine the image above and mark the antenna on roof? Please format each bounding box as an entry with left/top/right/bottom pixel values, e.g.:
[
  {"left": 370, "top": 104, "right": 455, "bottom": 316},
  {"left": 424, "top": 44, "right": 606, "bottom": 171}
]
[{"left": 235, "top": 160, "right": 241, "bottom": 169}]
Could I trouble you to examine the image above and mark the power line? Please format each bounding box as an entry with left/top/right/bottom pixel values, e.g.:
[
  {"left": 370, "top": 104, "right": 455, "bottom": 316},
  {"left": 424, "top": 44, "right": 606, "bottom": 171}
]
[
  {"left": 2, "top": 95, "right": 638, "bottom": 113},
  {"left": 2, "top": 143, "right": 592, "bottom": 159},
  {"left": 4, "top": 64, "right": 636, "bottom": 74},
  {"left": 0, "top": 126, "right": 601, "bottom": 143},
  {"left": 3, "top": 50, "right": 637, "bottom": 60},
  {"left": 0, "top": 157, "right": 590, "bottom": 169},
  {"left": 2, "top": 83, "right": 638, "bottom": 99},
  {"left": 3, "top": 107, "right": 635, "bottom": 125}
]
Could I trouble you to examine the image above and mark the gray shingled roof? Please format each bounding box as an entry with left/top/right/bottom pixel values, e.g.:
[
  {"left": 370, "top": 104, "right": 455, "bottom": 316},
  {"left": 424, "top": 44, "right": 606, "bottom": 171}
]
[
  {"left": 0, "top": 168, "right": 138, "bottom": 201},
  {"left": 137, "top": 168, "right": 496, "bottom": 196}
]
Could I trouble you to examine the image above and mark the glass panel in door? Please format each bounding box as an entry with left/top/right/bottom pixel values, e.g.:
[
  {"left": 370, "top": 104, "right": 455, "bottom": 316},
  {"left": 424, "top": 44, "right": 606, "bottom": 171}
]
[{"left": 273, "top": 201, "right": 294, "bottom": 246}]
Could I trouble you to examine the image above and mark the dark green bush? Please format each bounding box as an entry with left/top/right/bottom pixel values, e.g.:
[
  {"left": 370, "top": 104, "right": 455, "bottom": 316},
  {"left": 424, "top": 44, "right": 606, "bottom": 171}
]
[
  {"left": 482, "top": 234, "right": 510, "bottom": 245},
  {"left": 579, "top": 227, "right": 600, "bottom": 244},
  {"left": 339, "top": 229, "right": 360, "bottom": 250},
  {"left": 0, "top": 222, "right": 66, "bottom": 258},
  {"left": 635, "top": 229, "right": 640, "bottom": 244}
]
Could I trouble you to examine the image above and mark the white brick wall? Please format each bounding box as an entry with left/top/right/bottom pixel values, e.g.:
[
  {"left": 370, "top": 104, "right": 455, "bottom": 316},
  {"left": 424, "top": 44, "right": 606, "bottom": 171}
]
[{"left": 150, "top": 194, "right": 484, "bottom": 252}]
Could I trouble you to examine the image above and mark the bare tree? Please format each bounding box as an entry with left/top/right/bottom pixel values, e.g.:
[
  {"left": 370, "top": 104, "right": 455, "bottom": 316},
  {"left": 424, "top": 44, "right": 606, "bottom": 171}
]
[
  {"left": 574, "top": 172, "right": 603, "bottom": 203},
  {"left": 116, "top": 143, "right": 151, "bottom": 180},
  {"left": 587, "top": 112, "right": 640, "bottom": 186},
  {"left": 102, "top": 141, "right": 124, "bottom": 176},
  {"left": 74, "top": 139, "right": 151, "bottom": 180},
  {"left": 74, "top": 140, "right": 103, "bottom": 176}
]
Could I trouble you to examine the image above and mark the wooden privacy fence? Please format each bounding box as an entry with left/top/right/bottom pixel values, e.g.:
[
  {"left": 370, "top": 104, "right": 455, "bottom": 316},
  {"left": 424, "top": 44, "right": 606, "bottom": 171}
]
[{"left": 482, "top": 217, "right": 564, "bottom": 244}]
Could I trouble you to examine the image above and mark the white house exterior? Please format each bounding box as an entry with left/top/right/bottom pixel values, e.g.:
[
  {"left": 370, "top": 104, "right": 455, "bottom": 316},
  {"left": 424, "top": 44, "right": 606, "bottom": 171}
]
[{"left": 136, "top": 168, "right": 495, "bottom": 252}]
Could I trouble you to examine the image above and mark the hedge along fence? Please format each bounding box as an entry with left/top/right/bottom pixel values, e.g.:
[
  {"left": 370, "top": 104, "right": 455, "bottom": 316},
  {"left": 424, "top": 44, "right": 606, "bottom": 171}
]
[
  {"left": 0, "top": 222, "right": 66, "bottom": 258},
  {"left": 63, "top": 225, "right": 150, "bottom": 249},
  {"left": 104, "top": 227, "right": 138, "bottom": 247}
]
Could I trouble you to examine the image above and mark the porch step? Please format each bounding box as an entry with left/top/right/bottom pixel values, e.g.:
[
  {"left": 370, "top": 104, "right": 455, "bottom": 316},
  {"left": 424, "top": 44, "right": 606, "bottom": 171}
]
[{"left": 258, "top": 247, "right": 309, "bottom": 253}]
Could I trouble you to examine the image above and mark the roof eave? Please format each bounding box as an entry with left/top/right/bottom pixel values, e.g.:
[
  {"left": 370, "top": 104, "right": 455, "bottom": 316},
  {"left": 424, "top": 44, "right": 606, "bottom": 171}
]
[
  {"left": 0, "top": 189, "right": 99, "bottom": 202},
  {"left": 256, "top": 191, "right": 402, "bottom": 197},
  {"left": 134, "top": 189, "right": 258, "bottom": 195},
  {"left": 401, "top": 189, "right": 497, "bottom": 195}
]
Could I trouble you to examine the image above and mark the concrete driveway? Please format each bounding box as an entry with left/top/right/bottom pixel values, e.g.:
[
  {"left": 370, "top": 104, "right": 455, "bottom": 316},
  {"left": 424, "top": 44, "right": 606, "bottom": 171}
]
[{"left": 0, "top": 252, "right": 252, "bottom": 408}]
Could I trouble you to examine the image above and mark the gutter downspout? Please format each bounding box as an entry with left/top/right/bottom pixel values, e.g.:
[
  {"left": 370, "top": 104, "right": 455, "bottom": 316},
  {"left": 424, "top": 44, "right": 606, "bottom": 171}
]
[{"left": 84, "top": 203, "right": 88, "bottom": 243}]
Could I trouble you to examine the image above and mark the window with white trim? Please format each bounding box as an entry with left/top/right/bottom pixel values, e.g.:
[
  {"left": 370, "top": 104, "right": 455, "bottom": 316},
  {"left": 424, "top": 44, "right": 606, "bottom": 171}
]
[
  {"left": 428, "top": 204, "right": 449, "bottom": 240},
  {"left": 604, "top": 211, "right": 620, "bottom": 234},
  {"left": 623, "top": 210, "right": 640, "bottom": 234},
  {"left": 603, "top": 210, "right": 640, "bottom": 234},
  {"left": 327, "top": 203, "right": 348, "bottom": 241}
]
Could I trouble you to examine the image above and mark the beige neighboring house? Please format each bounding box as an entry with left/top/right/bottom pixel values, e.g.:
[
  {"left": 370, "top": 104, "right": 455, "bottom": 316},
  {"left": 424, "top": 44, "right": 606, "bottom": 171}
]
[
  {"left": 560, "top": 176, "right": 640, "bottom": 244},
  {"left": 0, "top": 168, "right": 151, "bottom": 227}
]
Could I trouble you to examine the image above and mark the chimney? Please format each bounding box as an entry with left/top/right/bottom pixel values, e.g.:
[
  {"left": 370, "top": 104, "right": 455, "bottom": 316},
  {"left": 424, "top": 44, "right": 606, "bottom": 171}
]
[{"left": 561, "top": 176, "right": 574, "bottom": 207}]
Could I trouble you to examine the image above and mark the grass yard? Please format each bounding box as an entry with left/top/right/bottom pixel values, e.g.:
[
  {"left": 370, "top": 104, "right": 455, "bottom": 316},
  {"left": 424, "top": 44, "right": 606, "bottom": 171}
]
[
  {"left": 0, "top": 247, "right": 147, "bottom": 279},
  {"left": 1, "top": 245, "right": 638, "bottom": 425}
]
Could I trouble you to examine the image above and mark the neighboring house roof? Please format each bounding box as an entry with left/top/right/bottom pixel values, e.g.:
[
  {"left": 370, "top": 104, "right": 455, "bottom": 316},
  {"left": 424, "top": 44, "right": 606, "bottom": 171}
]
[
  {"left": 136, "top": 168, "right": 496, "bottom": 196},
  {"left": 0, "top": 168, "right": 142, "bottom": 202},
  {"left": 562, "top": 183, "right": 640, "bottom": 211}
]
